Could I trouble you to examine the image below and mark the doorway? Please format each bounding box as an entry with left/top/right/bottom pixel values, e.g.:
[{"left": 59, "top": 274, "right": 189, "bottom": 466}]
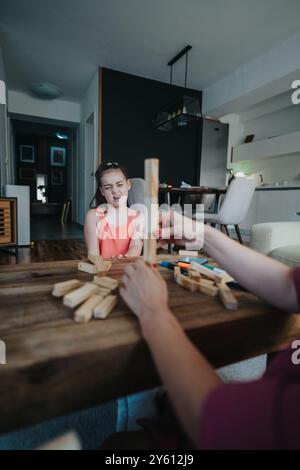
[
  {"left": 9, "top": 117, "right": 82, "bottom": 241},
  {"left": 84, "top": 112, "right": 96, "bottom": 211}
]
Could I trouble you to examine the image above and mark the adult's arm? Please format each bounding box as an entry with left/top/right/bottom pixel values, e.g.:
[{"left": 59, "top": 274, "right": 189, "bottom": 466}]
[
  {"left": 120, "top": 262, "right": 223, "bottom": 447},
  {"left": 160, "top": 211, "right": 298, "bottom": 312},
  {"left": 203, "top": 225, "right": 298, "bottom": 312}
]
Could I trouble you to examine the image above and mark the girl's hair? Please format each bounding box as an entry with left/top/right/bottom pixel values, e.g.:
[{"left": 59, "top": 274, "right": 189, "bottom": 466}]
[{"left": 89, "top": 161, "right": 129, "bottom": 208}]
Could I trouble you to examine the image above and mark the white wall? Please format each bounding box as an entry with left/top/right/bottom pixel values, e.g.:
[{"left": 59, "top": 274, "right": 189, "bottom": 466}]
[
  {"left": 242, "top": 105, "right": 300, "bottom": 142},
  {"left": 0, "top": 44, "right": 10, "bottom": 195},
  {"left": 77, "top": 69, "right": 99, "bottom": 225},
  {"left": 0, "top": 46, "right": 6, "bottom": 82},
  {"left": 8, "top": 90, "right": 80, "bottom": 123},
  {"left": 225, "top": 98, "right": 300, "bottom": 186},
  {"left": 203, "top": 31, "right": 300, "bottom": 117}
]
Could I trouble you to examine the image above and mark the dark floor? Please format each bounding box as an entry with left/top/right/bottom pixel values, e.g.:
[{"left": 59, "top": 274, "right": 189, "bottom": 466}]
[
  {"left": 31, "top": 216, "right": 84, "bottom": 240},
  {"left": 0, "top": 217, "right": 85, "bottom": 265},
  {"left": 0, "top": 239, "right": 87, "bottom": 265}
]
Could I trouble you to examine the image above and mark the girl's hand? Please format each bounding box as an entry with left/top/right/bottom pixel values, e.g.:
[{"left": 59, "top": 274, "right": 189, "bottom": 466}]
[{"left": 120, "top": 260, "right": 169, "bottom": 322}]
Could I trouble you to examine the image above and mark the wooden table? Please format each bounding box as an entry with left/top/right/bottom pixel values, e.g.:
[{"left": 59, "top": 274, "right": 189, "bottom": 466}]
[{"left": 0, "top": 255, "right": 299, "bottom": 434}]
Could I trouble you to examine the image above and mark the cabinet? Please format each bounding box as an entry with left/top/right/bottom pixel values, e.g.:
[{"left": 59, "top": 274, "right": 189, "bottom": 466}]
[
  {"left": 240, "top": 189, "right": 300, "bottom": 232},
  {"left": 4, "top": 185, "right": 30, "bottom": 246},
  {"left": 0, "top": 198, "right": 17, "bottom": 247}
]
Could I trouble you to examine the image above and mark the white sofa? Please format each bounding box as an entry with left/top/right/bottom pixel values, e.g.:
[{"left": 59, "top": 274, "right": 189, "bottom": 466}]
[{"left": 250, "top": 222, "right": 300, "bottom": 267}]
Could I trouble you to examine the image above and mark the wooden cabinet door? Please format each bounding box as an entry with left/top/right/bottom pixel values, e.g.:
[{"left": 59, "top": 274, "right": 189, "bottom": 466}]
[{"left": 0, "top": 200, "right": 11, "bottom": 244}]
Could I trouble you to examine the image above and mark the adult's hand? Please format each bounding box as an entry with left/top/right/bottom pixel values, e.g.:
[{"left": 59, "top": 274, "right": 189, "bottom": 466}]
[
  {"left": 120, "top": 260, "right": 169, "bottom": 323},
  {"left": 158, "top": 209, "right": 204, "bottom": 249}
]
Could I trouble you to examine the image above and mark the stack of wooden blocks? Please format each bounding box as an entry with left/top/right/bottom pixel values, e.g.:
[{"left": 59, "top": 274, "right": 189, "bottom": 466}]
[
  {"left": 174, "top": 261, "right": 238, "bottom": 310},
  {"left": 52, "top": 255, "right": 118, "bottom": 323}
]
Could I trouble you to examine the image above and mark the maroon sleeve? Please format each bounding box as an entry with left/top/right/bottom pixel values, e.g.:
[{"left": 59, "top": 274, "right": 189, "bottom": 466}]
[
  {"left": 293, "top": 266, "right": 300, "bottom": 309},
  {"left": 199, "top": 378, "right": 282, "bottom": 449}
]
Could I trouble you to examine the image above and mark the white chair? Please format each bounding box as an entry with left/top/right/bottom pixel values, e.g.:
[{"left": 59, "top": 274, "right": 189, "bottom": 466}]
[
  {"left": 128, "top": 178, "right": 145, "bottom": 206},
  {"left": 194, "top": 177, "right": 257, "bottom": 244}
]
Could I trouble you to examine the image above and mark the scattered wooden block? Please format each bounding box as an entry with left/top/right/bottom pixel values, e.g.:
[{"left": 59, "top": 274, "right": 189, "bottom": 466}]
[
  {"left": 88, "top": 254, "right": 112, "bottom": 273},
  {"left": 219, "top": 282, "right": 238, "bottom": 310},
  {"left": 174, "top": 266, "right": 181, "bottom": 282},
  {"left": 198, "top": 283, "right": 219, "bottom": 298},
  {"left": 176, "top": 273, "right": 197, "bottom": 293},
  {"left": 93, "top": 276, "right": 118, "bottom": 290},
  {"left": 63, "top": 282, "right": 100, "bottom": 308},
  {"left": 92, "top": 284, "right": 112, "bottom": 295},
  {"left": 78, "top": 262, "right": 98, "bottom": 274},
  {"left": 178, "top": 250, "right": 198, "bottom": 257},
  {"left": 93, "top": 295, "right": 118, "bottom": 319},
  {"left": 190, "top": 262, "right": 222, "bottom": 283},
  {"left": 52, "top": 279, "right": 82, "bottom": 297},
  {"left": 199, "top": 278, "right": 215, "bottom": 288},
  {"left": 74, "top": 294, "right": 104, "bottom": 323},
  {"left": 188, "top": 269, "right": 201, "bottom": 282}
]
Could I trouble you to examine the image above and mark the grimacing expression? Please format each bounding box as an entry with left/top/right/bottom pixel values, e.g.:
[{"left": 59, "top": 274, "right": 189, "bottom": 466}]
[{"left": 100, "top": 169, "right": 131, "bottom": 208}]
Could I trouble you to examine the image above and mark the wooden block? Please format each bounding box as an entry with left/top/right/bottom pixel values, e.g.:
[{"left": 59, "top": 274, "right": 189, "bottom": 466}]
[
  {"left": 198, "top": 283, "right": 219, "bottom": 298},
  {"left": 78, "top": 262, "right": 98, "bottom": 274},
  {"left": 92, "top": 284, "right": 112, "bottom": 295},
  {"left": 52, "top": 279, "right": 82, "bottom": 297},
  {"left": 219, "top": 282, "right": 238, "bottom": 310},
  {"left": 190, "top": 262, "right": 222, "bottom": 283},
  {"left": 199, "top": 278, "right": 215, "bottom": 288},
  {"left": 93, "top": 276, "right": 118, "bottom": 290},
  {"left": 215, "top": 272, "right": 234, "bottom": 284},
  {"left": 188, "top": 269, "right": 201, "bottom": 282},
  {"left": 174, "top": 266, "right": 181, "bottom": 282},
  {"left": 176, "top": 274, "right": 197, "bottom": 293},
  {"left": 144, "top": 158, "right": 159, "bottom": 265},
  {"left": 178, "top": 250, "right": 199, "bottom": 257},
  {"left": 88, "top": 254, "right": 112, "bottom": 273},
  {"left": 74, "top": 294, "right": 104, "bottom": 323},
  {"left": 63, "top": 283, "right": 100, "bottom": 308},
  {"left": 93, "top": 295, "right": 118, "bottom": 319}
]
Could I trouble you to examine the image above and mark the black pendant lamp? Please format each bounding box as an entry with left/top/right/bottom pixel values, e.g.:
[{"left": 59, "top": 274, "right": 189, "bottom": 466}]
[{"left": 154, "top": 45, "right": 202, "bottom": 131}]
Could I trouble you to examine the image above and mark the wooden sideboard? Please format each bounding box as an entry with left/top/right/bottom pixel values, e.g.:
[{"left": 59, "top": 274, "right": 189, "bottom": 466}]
[{"left": 0, "top": 198, "right": 18, "bottom": 254}]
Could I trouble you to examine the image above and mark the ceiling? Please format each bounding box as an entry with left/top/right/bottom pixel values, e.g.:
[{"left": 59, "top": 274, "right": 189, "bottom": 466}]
[{"left": 1, "top": 0, "right": 300, "bottom": 102}]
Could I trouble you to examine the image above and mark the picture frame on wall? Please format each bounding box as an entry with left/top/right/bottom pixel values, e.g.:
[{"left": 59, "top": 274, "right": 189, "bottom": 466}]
[
  {"left": 20, "top": 145, "right": 35, "bottom": 163},
  {"left": 51, "top": 170, "right": 63, "bottom": 186},
  {"left": 50, "top": 146, "right": 66, "bottom": 167},
  {"left": 19, "top": 167, "right": 36, "bottom": 181}
]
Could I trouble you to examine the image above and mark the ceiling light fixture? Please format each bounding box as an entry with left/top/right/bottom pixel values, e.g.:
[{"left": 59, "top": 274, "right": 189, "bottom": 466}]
[
  {"left": 154, "top": 45, "right": 202, "bottom": 131},
  {"left": 55, "top": 132, "right": 69, "bottom": 140},
  {"left": 29, "top": 82, "right": 62, "bottom": 100}
]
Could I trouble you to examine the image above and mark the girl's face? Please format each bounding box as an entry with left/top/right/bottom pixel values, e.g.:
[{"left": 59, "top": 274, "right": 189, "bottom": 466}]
[{"left": 100, "top": 169, "right": 131, "bottom": 208}]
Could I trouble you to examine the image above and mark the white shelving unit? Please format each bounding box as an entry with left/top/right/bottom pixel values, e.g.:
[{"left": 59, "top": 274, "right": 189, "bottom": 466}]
[{"left": 232, "top": 130, "right": 300, "bottom": 163}]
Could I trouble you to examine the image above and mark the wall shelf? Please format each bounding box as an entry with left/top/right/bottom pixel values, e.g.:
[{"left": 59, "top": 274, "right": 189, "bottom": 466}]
[{"left": 232, "top": 129, "right": 300, "bottom": 163}]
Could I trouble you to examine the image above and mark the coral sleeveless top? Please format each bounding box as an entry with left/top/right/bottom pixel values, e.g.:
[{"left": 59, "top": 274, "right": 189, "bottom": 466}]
[{"left": 95, "top": 206, "right": 143, "bottom": 259}]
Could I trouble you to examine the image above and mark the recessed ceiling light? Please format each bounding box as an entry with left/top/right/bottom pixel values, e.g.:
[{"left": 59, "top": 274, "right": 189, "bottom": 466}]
[{"left": 29, "top": 82, "right": 62, "bottom": 100}]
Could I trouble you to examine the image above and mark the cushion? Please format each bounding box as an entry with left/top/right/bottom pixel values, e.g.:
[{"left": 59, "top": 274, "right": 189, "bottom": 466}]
[{"left": 269, "top": 245, "right": 300, "bottom": 267}]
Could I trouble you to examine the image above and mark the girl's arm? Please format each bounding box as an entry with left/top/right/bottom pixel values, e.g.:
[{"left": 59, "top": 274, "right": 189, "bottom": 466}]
[
  {"left": 126, "top": 238, "right": 143, "bottom": 257},
  {"left": 125, "top": 211, "right": 144, "bottom": 257},
  {"left": 84, "top": 209, "right": 100, "bottom": 256}
]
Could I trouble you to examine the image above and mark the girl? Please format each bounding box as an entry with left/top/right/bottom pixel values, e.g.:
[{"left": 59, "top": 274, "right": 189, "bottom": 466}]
[{"left": 84, "top": 161, "right": 144, "bottom": 259}]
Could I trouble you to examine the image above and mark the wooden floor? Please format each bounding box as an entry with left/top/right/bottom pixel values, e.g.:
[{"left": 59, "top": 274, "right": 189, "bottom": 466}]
[{"left": 0, "top": 239, "right": 87, "bottom": 265}]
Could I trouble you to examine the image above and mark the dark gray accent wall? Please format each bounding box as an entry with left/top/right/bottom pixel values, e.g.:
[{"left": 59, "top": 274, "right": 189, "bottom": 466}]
[{"left": 101, "top": 68, "right": 202, "bottom": 186}]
